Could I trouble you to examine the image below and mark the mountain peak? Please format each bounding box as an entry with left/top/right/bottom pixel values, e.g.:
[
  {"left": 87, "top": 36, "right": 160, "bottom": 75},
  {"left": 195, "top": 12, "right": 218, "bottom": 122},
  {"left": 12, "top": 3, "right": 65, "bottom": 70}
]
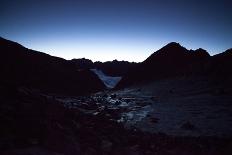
[
  {"left": 154, "top": 42, "right": 188, "bottom": 57},
  {"left": 224, "top": 48, "right": 232, "bottom": 54},
  {"left": 164, "top": 42, "right": 187, "bottom": 49},
  {"left": 193, "top": 48, "right": 210, "bottom": 57},
  {"left": 194, "top": 48, "right": 207, "bottom": 53},
  {"left": 165, "top": 42, "right": 181, "bottom": 47}
]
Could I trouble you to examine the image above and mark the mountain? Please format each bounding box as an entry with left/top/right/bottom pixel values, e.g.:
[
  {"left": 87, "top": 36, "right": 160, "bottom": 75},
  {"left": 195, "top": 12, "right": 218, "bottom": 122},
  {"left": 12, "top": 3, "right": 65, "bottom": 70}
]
[
  {"left": 116, "top": 42, "right": 232, "bottom": 89},
  {"left": 94, "top": 60, "right": 138, "bottom": 77},
  {"left": 70, "top": 58, "right": 95, "bottom": 70},
  {"left": 71, "top": 59, "right": 138, "bottom": 77},
  {"left": 0, "top": 37, "right": 105, "bottom": 95},
  {"left": 207, "top": 48, "right": 232, "bottom": 76}
]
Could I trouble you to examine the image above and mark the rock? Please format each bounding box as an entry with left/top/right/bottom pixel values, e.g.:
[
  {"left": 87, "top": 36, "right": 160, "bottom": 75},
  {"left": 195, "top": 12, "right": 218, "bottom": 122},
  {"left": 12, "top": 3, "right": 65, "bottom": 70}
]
[
  {"left": 127, "top": 145, "right": 140, "bottom": 155},
  {"left": 181, "top": 121, "right": 195, "bottom": 130},
  {"left": 84, "top": 147, "right": 98, "bottom": 155},
  {"left": 212, "top": 88, "right": 226, "bottom": 95},
  {"left": 169, "top": 89, "right": 174, "bottom": 94},
  {"left": 124, "top": 98, "right": 132, "bottom": 103},
  {"left": 150, "top": 96, "right": 157, "bottom": 101},
  {"left": 72, "top": 120, "right": 81, "bottom": 129},
  {"left": 79, "top": 103, "right": 90, "bottom": 109},
  {"left": 101, "top": 140, "right": 113, "bottom": 152},
  {"left": 103, "top": 94, "right": 108, "bottom": 98},
  {"left": 115, "top": 100, "right": 121, "bottom": 105},
  {"left": 111, "top": 94, "right": 117, "bottom": 99},
  {"left": 93, "top": 111, "right": 100, "bottom": 116},
  {"left": 150, "top": 117, "right": 159, "bottom": 123},
  {"left": 136, "top": 102, "right": 151, "bottom": 106}
]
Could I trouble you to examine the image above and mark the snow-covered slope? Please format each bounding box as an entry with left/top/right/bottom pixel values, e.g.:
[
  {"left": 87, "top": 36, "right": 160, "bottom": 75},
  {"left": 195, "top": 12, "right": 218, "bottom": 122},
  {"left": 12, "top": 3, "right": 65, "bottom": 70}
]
[{"left": 91, "top": 69, "right": 122, "bottom": 89}]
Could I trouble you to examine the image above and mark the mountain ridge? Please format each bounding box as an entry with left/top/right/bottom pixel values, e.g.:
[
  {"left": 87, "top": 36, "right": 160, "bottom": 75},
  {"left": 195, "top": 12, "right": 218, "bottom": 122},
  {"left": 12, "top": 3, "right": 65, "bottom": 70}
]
[
  {"left": 0, "top": 37, "right": 106, "bottom": 95},
  {"left": 116, "top": 42, "right": 231, "bottom": 89},
  {"left": 70, "top": 58, "right": 138, "bottom": 77}
]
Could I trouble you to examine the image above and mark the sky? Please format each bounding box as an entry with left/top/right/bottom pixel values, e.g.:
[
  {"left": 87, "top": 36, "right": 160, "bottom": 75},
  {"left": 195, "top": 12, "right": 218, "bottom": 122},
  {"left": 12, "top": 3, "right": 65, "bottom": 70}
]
[{"left": 1, "top": 0, "right": 232, "bottom": 62}]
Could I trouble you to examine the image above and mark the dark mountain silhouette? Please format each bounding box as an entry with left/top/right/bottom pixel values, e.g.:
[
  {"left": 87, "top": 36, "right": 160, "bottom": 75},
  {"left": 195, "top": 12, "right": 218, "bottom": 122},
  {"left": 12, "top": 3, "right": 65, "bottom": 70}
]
[
  {"left": 116, "top": 42, "right": 232, "bottom": 89},
  {"left": 94, "top": 60, "right": 138, "bottom": 76},
  {"left": 70, "top": 58, "right": 95, "bottom": 70},
  {"left": 205, "top": 48, "right": 232, "bottom": 90},
  {"left": 0, "top": 37, "right": 105, "bottom": 95},
  {"left": 207, "top": 48, "right": 232, "bottom": 76},
  {"left": 71, "top": 58, "right": 138, "bottom": 77}
]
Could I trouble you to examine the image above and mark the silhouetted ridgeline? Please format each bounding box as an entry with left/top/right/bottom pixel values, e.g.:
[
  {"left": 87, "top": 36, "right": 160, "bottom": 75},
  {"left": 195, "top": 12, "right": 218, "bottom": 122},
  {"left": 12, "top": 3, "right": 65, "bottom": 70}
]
[
  {"left": 70, "top": 58, "right": 138, "bottom": 77},
  {"left": 116, "top": 42, "right": 232, "bottom": 89},
  {"left": 0, "top": 37, "right": 105, "bottom": 95},
  {"left": 94, "top": 60, "right": 138, "bottom": 76},
  {"left": 70, "top": 58, "right": 95, "bottom": 70}
]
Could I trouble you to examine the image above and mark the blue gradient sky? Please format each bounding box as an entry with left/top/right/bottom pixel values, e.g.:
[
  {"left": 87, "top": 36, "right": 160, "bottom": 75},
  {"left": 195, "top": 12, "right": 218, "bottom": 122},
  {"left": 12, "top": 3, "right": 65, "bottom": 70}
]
[{"left": 1, "top": 0, "right": 231, "bottom": 62}]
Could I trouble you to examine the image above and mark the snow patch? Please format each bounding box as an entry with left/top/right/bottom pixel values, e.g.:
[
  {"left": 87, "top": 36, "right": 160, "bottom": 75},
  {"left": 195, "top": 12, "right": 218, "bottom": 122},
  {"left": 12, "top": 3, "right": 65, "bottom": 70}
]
[{"left": 91, "top": 69, "right": 122, "bottom": 89}]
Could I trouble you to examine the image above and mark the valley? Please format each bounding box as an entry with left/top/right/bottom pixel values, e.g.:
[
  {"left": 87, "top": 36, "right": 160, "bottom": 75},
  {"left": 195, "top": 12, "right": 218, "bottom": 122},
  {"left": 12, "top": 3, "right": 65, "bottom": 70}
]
[{"left": 1, "top": 37, "right": 232, "bottom": 155}]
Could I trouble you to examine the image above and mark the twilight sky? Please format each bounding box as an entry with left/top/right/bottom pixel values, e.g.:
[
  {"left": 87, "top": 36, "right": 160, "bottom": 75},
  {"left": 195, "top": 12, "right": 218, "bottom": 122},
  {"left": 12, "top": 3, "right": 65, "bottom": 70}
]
[{"left": 1, "top": 0, "right": 231, "bottom": 62}]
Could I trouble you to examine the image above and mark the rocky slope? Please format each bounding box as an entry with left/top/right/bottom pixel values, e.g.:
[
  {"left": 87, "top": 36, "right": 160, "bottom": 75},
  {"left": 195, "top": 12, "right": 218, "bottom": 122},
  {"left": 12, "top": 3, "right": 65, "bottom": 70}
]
[
  {"left": 0, "top": 37, "right": 105, "bottom": 95},
  {"left": 116, "top": 42, "right": 232, "bottom": 89}
]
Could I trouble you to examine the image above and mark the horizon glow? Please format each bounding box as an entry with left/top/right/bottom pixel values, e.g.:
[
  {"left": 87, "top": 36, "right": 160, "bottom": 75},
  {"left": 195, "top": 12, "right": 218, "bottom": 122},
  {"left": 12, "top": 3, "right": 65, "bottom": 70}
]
[{"left": 1, "top": 0, "right": 231, "bottom": 62}]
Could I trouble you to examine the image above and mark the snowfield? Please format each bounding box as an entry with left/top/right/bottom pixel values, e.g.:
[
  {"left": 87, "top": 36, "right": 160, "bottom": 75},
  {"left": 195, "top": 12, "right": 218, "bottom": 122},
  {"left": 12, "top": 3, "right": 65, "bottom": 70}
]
[{"left": 91, "top": 69, "right": 122, "bottom": 89}]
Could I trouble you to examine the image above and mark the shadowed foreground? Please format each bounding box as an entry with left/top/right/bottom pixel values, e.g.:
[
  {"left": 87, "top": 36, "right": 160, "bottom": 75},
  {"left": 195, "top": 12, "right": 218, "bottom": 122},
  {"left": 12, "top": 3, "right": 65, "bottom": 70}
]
[{"left": 1, "top": 84, "right": 231, "bottom": 155}]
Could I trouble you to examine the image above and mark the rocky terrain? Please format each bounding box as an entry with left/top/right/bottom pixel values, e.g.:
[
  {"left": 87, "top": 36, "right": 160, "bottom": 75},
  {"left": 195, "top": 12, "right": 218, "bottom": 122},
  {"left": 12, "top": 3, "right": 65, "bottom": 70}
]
[{"left": 1, "top": 84, "right": 232, "bottom": 155}]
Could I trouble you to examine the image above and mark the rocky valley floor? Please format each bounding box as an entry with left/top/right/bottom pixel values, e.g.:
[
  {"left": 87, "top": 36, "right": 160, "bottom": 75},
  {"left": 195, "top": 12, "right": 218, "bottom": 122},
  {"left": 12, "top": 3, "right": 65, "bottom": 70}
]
[{"left": 1, "top": 78, "right": 232, "bottom": 155}]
